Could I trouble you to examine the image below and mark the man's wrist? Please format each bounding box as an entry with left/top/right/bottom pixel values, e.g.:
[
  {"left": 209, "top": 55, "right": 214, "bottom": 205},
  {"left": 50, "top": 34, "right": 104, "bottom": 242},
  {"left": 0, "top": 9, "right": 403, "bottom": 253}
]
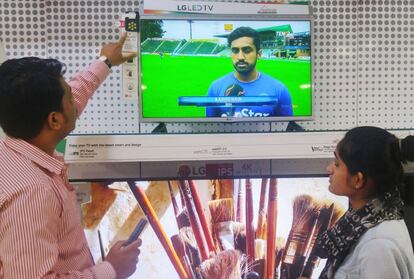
[
  {"left": 93, "top": 261, "right": 117, "bottom": 279},
  {"left": 98, "top": 55, "right": 112, "bottom": 69}
]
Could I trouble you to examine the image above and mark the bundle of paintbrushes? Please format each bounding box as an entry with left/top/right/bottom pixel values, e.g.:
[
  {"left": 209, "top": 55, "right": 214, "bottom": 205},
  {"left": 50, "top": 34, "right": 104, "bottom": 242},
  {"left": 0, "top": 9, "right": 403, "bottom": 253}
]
[
  {"left": 177, "top": 180, "right": 247, "bottom": 279},
  {"left": 126, "top": 178, "right": 347, "bottom": 279},
  {"left": 279, "top": 195, "right": 320, "bottom": 279},
  {"left": 300, "top": 201, "right": 346, "bottom": 278},
  {"left": 279, "top": 196, "right": 346, "bottom": 279},
  {"left": 207, "top": 178, "right": 281, "bottom": 279}
]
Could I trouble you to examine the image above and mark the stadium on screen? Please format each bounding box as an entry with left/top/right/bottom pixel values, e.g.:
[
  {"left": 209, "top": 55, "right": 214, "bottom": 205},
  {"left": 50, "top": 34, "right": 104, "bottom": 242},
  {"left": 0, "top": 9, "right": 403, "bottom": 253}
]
[{"left": 139, "top": 17, "right": 312, "bottom": 122}]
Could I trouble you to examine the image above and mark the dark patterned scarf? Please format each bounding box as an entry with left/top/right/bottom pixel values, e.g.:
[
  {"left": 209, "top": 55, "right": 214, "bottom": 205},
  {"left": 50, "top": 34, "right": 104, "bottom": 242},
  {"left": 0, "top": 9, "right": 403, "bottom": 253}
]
[{"left": 315, "top": 189, "right": 404, "bottom": 279}]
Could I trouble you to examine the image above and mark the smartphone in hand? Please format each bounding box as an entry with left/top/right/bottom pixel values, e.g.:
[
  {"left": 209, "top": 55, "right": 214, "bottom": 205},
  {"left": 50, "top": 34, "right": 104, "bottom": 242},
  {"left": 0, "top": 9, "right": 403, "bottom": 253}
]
[{"left": 125, "top": 217, "right": 148, "bottom": 246}]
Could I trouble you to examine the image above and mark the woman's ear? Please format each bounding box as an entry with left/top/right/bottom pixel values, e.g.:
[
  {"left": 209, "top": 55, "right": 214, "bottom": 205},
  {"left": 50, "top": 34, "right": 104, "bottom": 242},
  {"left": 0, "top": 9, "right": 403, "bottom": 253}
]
[{"left": 353, "top": 171, "right": 365, "bottom": 190}]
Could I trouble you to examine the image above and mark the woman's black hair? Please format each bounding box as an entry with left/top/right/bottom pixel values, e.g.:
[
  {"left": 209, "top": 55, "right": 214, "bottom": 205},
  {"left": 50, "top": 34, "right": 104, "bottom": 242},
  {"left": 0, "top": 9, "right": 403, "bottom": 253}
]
[
  {"left": 337, "top": 126, "right": 414, "bottom": 196},
  {"left": 0, "top": 57, "right": 66, "bottom": 140}
]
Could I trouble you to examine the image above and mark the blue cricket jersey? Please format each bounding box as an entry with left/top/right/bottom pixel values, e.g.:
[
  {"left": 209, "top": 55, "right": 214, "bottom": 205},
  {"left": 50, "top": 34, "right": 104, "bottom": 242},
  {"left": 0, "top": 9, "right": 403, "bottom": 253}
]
[{"left": 206, "top": 72, "right": 293, "bottom": 118}]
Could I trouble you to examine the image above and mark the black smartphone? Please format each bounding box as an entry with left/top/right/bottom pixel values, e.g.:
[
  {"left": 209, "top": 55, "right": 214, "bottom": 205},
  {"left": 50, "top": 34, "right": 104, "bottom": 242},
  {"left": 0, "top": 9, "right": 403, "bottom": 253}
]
[{"left": 125, "top": 217, "right": 148, "bottom": 246}]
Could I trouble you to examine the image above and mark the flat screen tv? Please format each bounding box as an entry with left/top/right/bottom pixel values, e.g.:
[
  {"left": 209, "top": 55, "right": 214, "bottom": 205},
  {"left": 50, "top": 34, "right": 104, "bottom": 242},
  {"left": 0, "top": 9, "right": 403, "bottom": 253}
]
[
  {"left": 138, "top": 15, "right": 312, "bottom": 122},
  {"left": 87, "top": 177, "right": 348, "bottom": 279}
]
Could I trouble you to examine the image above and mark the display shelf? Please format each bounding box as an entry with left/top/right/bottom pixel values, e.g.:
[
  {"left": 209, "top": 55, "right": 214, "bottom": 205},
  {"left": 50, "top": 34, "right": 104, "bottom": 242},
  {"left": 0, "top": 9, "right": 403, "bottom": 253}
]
[{"left": 66, "top": 130, "right": 414, "bottom": 181}]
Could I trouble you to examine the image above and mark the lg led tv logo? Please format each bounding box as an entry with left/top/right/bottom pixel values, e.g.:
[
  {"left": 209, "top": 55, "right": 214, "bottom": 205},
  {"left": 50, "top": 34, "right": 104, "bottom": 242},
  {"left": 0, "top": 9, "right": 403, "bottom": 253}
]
[{"left": 176, "top": 4, "right": 214, "bottom": 12}]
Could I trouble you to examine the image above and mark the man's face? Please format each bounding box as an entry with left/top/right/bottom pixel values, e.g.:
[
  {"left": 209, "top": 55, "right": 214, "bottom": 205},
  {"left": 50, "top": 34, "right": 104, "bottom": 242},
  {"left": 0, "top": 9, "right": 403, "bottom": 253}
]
[{"left": 230, "top": 36, "right": 261, "bottom": 75}]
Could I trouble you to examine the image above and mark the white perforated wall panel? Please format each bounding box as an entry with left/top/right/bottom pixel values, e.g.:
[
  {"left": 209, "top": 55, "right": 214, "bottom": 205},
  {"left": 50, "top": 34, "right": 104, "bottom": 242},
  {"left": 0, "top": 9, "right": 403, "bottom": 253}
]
[
  {"left": 45, "top": 1, "right": 142, "bottom": 134},
  {"left": 301, "top": 0, "right": 358, "bottom": 130},
  {"left": 0, "top": 0, "right": 413, "bottom": 134},
  {"left": 0, "top": 1, "right": 47, "bottom": 58},
  {"left": 357, "top": 2, "right": 414, "bottom": 128}
]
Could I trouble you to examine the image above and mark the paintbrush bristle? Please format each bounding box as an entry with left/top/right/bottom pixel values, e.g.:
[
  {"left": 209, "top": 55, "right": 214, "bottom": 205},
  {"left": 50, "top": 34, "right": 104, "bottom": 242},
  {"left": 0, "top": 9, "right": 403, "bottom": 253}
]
[
  {"left": 292, "top": 195, "right": 314, "bottom": 223},
  {"left": 176, "top": 208, "right": 191, "bottom": 229},
  {"left": 329, "top": 202, "right": 346, "bottom": 227},
  {"left": 291, "top": 195, "right": 321, "bottom": 231},
  {"left": 318, "top": 199, "right": 346, "bottom": 225},
  {"left": 256, "top": 209, "right": 267, "bottom": 240},
  {"left": 252, "top": 258, "right": 265, "bottom": 279},
  {"left": 280, "top": 196, "right": 324, "bottom": 279},
  {"left": 254, "top": 239, "right": 266, "bottom": 260},
  {"left": 232, "top": 222, "right": 246, "bottom": 254},
  {"left": 171, "top": 234, "right": 186, "bottom": 257},
  {"left": 171, "top": 234, "right": 197, "bottom": 279},
  {"left": 179, "top": 227, "right": 202, "bottom": 268},
  {"left": 208, "top": 198, "right": 234, "bottom": 224},
  {"left": 273, "top": 237, "right": 286, "bottom": 276},
  {"left": 276, "top": 236, "right": 286, "bottom": 251},
  {"left": 199, "top": 249, "right": 242, "bottom": 279}
]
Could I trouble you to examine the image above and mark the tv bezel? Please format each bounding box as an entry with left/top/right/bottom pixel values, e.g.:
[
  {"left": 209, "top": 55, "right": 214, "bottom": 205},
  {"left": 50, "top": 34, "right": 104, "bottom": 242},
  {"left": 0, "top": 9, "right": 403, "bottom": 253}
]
[{"left": 138, "top": 13, "right": 314, "bottom": 123}]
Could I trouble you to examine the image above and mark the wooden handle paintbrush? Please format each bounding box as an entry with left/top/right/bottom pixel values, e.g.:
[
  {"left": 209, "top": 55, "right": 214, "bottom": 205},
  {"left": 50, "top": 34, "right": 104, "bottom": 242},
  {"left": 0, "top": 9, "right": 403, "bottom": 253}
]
[
  {"left": 168, "top": 181, "right": 180, "bottom": 217},
  {"left": 98, "top": 229, "right": 105, "bottom": 261},
  {"left": 256, "top": 178, "right": 268, "bottom": 240},
  {"left": 171, "top": 234, "right": 196, "bottom": 279},
  {"left": 301, "top": 203, "right": 334, "bottom": 278},
  {"left": 168, "top": 180, "right": 183, "bottom": 231},
  {"left": 266, "top": 178, "right": 278, "bottom": 279},
  {"left": 245, "top": 178, "right": 255, "bottom": 263},
  {"left": 127, "top": 181, "right": 189, "bottom": 279},
  {"left": 236, "top": 179, "right": 243, "bottom": 223},
  {"left": 178, "top": 180, "right": 210, "bottom": 260},
  {"left": 188, "top": 180, "right": 216, "bottom": 254},
  {"left": 208, "top": 198, "right": 234, "bottom": 251}
]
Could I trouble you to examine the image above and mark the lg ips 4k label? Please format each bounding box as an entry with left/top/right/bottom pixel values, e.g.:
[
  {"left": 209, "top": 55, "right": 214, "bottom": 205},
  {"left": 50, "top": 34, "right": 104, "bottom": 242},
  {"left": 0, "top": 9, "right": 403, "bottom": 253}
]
[{"left": 178, "top": 163, "right": 234, "bottom": 178}]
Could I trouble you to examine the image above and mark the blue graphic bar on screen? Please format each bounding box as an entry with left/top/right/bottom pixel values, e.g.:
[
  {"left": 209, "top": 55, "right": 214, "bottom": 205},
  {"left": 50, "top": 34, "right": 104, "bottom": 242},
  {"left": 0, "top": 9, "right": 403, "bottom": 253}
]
[{"left": 178, "top": 96, "right": 278, "bottom": 107}]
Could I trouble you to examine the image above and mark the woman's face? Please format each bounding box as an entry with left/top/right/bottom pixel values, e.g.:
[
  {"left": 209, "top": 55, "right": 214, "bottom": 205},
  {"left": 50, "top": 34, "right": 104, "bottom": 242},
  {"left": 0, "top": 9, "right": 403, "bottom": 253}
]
[{"left": 326, "top": 150, "right": 356, "bottom": 197}]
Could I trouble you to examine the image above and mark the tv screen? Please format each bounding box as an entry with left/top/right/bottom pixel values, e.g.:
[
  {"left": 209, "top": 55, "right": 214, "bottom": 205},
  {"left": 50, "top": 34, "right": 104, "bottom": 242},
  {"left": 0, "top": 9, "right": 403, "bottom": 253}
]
[
  {"left": 86, "top": 178, "right": 347, "bottom": 279},
  {"left": 139, "top": 16, "right": 312, "bottom": 122}
]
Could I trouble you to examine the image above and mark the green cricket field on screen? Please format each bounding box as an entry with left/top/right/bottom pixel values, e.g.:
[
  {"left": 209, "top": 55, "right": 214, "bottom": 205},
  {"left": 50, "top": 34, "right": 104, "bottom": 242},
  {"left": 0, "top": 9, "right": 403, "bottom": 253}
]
[{"left": 139, "top": 18, "right": 312, "bottom": 122}]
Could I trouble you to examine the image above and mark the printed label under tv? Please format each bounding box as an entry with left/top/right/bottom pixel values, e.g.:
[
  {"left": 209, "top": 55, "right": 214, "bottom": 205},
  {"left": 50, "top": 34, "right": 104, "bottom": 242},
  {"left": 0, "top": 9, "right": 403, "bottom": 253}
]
[{"left": 138, "top": 14, "right": 313, "bottom": 122}]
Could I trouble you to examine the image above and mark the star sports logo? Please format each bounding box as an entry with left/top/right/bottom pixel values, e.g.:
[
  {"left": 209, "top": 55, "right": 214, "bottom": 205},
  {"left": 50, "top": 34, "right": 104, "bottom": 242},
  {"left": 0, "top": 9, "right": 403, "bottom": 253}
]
[{"left": 222, "top": 108, "right": 270, "bottom": 117}]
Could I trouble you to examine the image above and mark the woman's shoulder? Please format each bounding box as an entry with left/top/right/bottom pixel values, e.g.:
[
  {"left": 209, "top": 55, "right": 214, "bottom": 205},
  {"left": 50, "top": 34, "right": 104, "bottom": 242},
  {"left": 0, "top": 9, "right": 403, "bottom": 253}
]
[
  {"left": 336, "top": 220, "right": 414, "bottom": 279},
  {"left": 357, "top": 220, "right": 413, "bottom": 255},
  {"left": 364, "top": 220, "right": 410, "bottom": 240}
]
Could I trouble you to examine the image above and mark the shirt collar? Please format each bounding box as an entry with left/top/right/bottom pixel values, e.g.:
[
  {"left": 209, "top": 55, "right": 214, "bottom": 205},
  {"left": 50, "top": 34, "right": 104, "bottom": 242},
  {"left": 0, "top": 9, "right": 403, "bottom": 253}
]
[{"left": 4, "top": 137, "right": 65, "bottom": 175}]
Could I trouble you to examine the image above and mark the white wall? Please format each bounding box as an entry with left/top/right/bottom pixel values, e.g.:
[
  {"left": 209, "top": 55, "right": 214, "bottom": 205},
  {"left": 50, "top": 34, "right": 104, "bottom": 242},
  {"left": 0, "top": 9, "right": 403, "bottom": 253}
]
[{"left": 1, "top": 1, "right": 413, "bottom": 135}]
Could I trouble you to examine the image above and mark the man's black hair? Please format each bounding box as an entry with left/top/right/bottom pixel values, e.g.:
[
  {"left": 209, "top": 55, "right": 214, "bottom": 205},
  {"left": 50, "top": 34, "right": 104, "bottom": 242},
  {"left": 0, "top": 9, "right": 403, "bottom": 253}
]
[
  {"left": 227, "top": 26, "right": 261, "bottom": 52},
  {"left": 0, "top": 57, "right": 66, "bottom": 140}
]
